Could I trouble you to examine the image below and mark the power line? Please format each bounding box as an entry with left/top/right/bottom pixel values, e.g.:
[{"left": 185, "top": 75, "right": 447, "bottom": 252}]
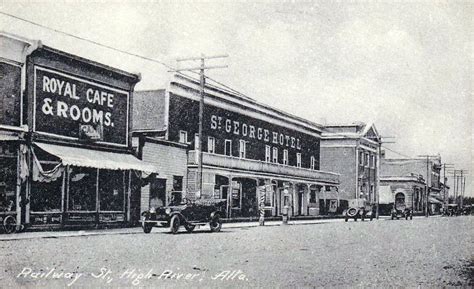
[{"left": 0, "top": 10, "right": 172, "bottom": 69}]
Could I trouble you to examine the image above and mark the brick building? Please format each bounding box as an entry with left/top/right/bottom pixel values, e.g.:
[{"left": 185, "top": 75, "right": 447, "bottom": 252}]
[
  {"left": 380, "top": 155, "right": 443, "bottom": 214},
  {"left": 320, "top": 122, "right": 382, "bottom": 210},
  {"left": 133, "top": 74, "right": 340, "bottom": 218}
]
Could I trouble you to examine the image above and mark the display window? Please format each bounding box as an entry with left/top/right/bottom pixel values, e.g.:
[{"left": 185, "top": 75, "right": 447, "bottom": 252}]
[
  {"left": 68, "top": 167, "right": 97, "bottom": 212},
  {"left": 0, "top": 150, "right": 17, "bottom": 213},
  {"left": 30, "top": 162, "right": 62, "bottom": 212},
  {"left": 98, "top": 170, "right": 125, "bottom": 212}
]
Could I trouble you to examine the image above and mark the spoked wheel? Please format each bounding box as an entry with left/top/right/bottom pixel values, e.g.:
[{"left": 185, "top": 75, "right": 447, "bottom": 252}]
[
  {"left": 184, "top": 223, "right": 196, "bottom": 233},
  {"left": 3, "top": 215, "right": 17, "bottom": 234},
  {"left": 170, "top": 215, "right": 180, "bottom": 234},
  {"left": 210, "top": 215, "right": 222, "bottom": 232}
]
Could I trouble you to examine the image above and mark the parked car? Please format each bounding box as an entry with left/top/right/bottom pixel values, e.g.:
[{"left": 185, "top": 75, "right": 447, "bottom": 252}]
[
  {"left": 141, "top": 198, "right": 226, "bottom": 234},
  {"left": 343, "top": 199, "right": 375, "bottom": 222},
  {"left": 444, "top": 204, "right": 459, "bottom": 216},
  {"left": 460, "top": 205, "right": 472, "bottom": 215},
  {"left": 391, "top": 201, "right": 412, "bottom": 220}
]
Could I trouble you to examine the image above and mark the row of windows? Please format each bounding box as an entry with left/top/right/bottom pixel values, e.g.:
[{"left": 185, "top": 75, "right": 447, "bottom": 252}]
[
  {"left": 179, "top": 130, "right": 317, "bottom": 170},
  {"left": 359, "top": 150, "right": 376, "bottom": 168}
]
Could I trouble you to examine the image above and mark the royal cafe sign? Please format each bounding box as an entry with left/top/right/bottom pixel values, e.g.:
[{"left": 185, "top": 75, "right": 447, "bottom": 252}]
[{"left": 33, "top": 67, "right": 129, "bottom": 146}]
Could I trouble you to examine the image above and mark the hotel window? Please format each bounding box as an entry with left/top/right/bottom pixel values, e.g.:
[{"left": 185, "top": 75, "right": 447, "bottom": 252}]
[
  {"left": 179, "top": 130, "right": 188, "bottom": 144},
  {"left": 310, "top": 156, "right": 316, "bottom": 170},
  {"left": 265, "top": 145, "right": 271, "bottom": 162},
  {"left": 272, "top": 147, "right": 278, "bottom": 163},
  {"left": 239, "top": 140, "right": 246, "bottom": 158},
  {"left": 194, "top": 134, "right": 199, "bottom": 150},
  {"left": 371, "top": 154, "right": 376, "bottom": 168},
  {"left": 283, "top": 149, "right": 288, "bottom": 165},
  {"left": 208, "top": 137, "right": 215, "bottom": 153},
  {"left": 365, "top": 153, "right": 370, "bottom": 167},
  {"left": 296, "top": 153, "right": 302, "bottom": 168},
  {"left": 224, "top": 140, "right": 232, "bottom": 156},
  {"left": 359, "top": 151, "right": 364, "bottom": 165}
]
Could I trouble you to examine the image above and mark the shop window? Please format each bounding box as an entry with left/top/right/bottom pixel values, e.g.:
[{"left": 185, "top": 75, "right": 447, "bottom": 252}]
[
  {"left": 173, "top": 175, "right": 183, "bottom": 191},
  {"left": 224, "top": 139, "right": 232, "bottom": 156},
  {"left": 68, "top": 167, "right": 97, "bottom": 212},
  {"left": 208, "top": 136, "right": 215, "bottom": 154},
  {"left": 30, "top": 162, "right": 62, "bottom": 212},
  {"left": 265, "top": 145, "right": 271, "bottom": 162},
  {"left": 179, "top": 130, "right": 188, "bottom": 144},
  {"left": 0, "top": 155, "right": 17, "bottom": 213},
  {"left": 310, "top": 156, "right": 316, "bottom": 170},
  {"left": 272, "top": 147, "right": 278, "bottom": 163},
  {"left": 150, "top": 178, "right": 166, "bottom": 207},
  {"left": 239, "top": 140, "right": 246, "bottom": 158},
  {"left": 283, "top": 149, "right": 288, "bottom": 165},
  {"left": 98, "top": 170, "right": 125, "bottom": 212},
  {"left": 296, "top": 153, "right": 302, "bottom": 168}
]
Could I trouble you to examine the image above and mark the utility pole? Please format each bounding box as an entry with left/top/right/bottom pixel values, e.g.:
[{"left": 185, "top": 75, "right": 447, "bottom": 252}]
[
  {"left": 172, "top": 54, "right": 228, "bottom": 198},
  {"left": 417, "top": 155, "right": 438, "bottom": 217},
  {"left": 447, "top": 169, "right": 469, "bottom": 208},
  {"left": 442, "top": 163, "right": 454, "bottom": 206}
]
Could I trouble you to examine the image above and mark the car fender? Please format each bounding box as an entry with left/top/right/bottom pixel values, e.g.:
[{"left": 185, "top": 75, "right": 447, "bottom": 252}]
[{"left": 210, "top": 211, "right": 220, "bottom": 219}]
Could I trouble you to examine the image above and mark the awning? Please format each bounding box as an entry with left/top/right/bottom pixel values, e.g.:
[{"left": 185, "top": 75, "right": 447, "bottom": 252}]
[
  {"left": 35, "top": 142, "right": 159, "bottom": 173},
  {"left": 379, "top": 185, "right": 393, "bottom": 204},
  {"left": 428, "top": 197, "right": 444, "bottom": 204}
]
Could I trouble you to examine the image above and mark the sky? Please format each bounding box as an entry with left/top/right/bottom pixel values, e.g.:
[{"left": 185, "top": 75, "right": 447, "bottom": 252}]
[{"left": 1, "top": 1, "right": 472, "bottom": 196}]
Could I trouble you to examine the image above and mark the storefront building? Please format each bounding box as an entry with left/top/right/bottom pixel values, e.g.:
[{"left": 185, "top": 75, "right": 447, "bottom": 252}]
[
  {"left": 133, "top": 74, "right": 340, "bottom": 219},
  {"left": 380, "top": 154, "right": 443, "bottom": 215},
  {"left": 320, "top": 122, "right": 382, "bottom": 212},
  {"left": 0, "top": 32, "right": 157, "bottom": 230},
  {"left": 379, "top": 175, "right": 426, "bottom": 215}
]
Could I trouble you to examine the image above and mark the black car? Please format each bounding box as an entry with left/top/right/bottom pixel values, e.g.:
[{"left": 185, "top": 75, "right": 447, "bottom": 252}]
[
  {"left": 141, "top": 198, "right": 226, "bottom": 234},
  {"left": 343, "top": 199, "right": 375, "bottom": 222}
]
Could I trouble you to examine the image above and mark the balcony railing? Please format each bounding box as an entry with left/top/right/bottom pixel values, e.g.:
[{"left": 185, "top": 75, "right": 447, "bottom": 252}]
[{"left": 188, "top": 151, "right": 339, "bottom": 184}]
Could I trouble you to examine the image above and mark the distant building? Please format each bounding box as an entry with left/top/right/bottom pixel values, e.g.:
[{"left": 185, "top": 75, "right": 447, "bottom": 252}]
[
  {"left": 379, "top": 174, "right": 426, "bottom": 215},
  {"left": 133, "top": 74, "right": 340, "bottom": 218},
  {"left": 320, "top": 122, "right": 382, "bottom": 210},
  {"left": 380, "top": 154, "right": 443, "bottom": 214}
]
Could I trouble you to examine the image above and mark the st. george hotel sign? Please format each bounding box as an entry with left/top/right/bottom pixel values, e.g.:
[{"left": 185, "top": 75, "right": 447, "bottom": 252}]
[{"left": 33, "top": 66, "right": 129, "bottom": 146}]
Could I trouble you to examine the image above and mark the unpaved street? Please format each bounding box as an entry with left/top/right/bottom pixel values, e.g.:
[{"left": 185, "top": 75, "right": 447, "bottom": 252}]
[{"left": 1, "top": 216, "right": 473, "bottom": 288}]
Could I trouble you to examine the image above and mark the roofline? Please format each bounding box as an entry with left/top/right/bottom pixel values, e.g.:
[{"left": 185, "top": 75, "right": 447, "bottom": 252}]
[
  {"left": 172, "top": 74, "right": 324, "bottom": 133},
  {"left": 38, "top": 45, "right": 141, "bottom": 83}
]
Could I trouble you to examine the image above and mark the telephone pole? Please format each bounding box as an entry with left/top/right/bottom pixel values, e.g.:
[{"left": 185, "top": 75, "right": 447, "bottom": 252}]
[
  {"left": 173, "top": 54, "right": 228, "bottom": 198},
  {"left": 417, "top": 155, "right": 439, "bottom": 217},
  {"left": 441, "top": 163, "right": 454, "bottom": 206}
]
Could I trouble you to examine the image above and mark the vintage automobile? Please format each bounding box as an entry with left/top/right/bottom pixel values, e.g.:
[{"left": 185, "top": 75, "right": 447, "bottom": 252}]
[
  {"left": 390, "top": 193, "right": 412, "bottom": 220},
  {"left": 141, "top": 198, "right": 226, "bottom": 234},
  {"left": 444, "top": 204, "right": 459, "bottom": 216},
  {"left": 343, "top": 199, "right": 375, "bottom": 222}
]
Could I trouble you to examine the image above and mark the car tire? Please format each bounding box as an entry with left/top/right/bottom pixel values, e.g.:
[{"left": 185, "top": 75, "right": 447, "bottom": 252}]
[
  {"left": 410, "top": 214, "right": 413, "bottom": 220},
  {"left": 3, "top": 215, "right": 16, "bottom": 234},
  {"left": 354, "top": 217, "right": 358, "bottom": 222},
  {"left": 391, "top": 214, "right": 394, "bottom": 220},
  {"left": 184, "top": 223, "right": 196, "bottom": 233},
  {"left": 143, "top": 223, "right": 153, "bottom": 234},
  {"left": 170, "top": 215, "right": 180, "bottom": 234},
  {"left": 210, "top": 215, "right": 222, "bottom": 232},
  {"left": 347, "top": 207, "right": 358, "bottom": 217}
]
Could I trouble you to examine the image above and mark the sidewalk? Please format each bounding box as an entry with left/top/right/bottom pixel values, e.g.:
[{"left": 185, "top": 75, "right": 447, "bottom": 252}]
[{"left": 0, "top": 215, "right": 436, "bottom": 241}]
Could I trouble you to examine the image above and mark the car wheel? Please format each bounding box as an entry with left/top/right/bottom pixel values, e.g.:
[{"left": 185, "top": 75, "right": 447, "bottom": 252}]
[
  {"left": 3, "top": 215, "right": 16, "bottom": 234},
  {"left": 143, "top": 223, "right": 153, "bottom": 234},
  {"left": 391, "top": 214, "right": 394, "bottom": 220},
  {"left": 410, "top": 214, "right": 413, "bottom": 220},
  {"left": 405, "top": 214, "right": 408, "bottom": 220},
  {"left": 184, "top": 223, "right": 196, "bottom": 233},
  {"left": 347, "top": 208, "right": 358, "bottom": 217},
  {"left": 210, "top": 215, "right": 222, "bottom": 232},
  {"left": 354, "top": 217, "right": 358, "bottom": 222},
  {"left": 170, "top": 215, "right": 180, "bottom": 234}
]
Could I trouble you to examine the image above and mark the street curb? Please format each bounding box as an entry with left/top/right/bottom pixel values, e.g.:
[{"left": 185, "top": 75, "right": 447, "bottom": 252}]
[{"left": 0, "top": 215, "right": 442, "bottom": 241}]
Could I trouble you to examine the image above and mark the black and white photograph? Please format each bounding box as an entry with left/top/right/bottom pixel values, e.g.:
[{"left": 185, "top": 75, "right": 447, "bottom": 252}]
[{"left": 0, "top": 1, "right": 472, "bottom": 288}]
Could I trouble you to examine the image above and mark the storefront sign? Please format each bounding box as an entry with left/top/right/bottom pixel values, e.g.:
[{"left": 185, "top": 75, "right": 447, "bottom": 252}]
[
  {"left": 210, "top": 114, "right": 301, "bottom": 150},
  {"left": 33, "top": 66, "right": 129, "bottom": 146}
]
